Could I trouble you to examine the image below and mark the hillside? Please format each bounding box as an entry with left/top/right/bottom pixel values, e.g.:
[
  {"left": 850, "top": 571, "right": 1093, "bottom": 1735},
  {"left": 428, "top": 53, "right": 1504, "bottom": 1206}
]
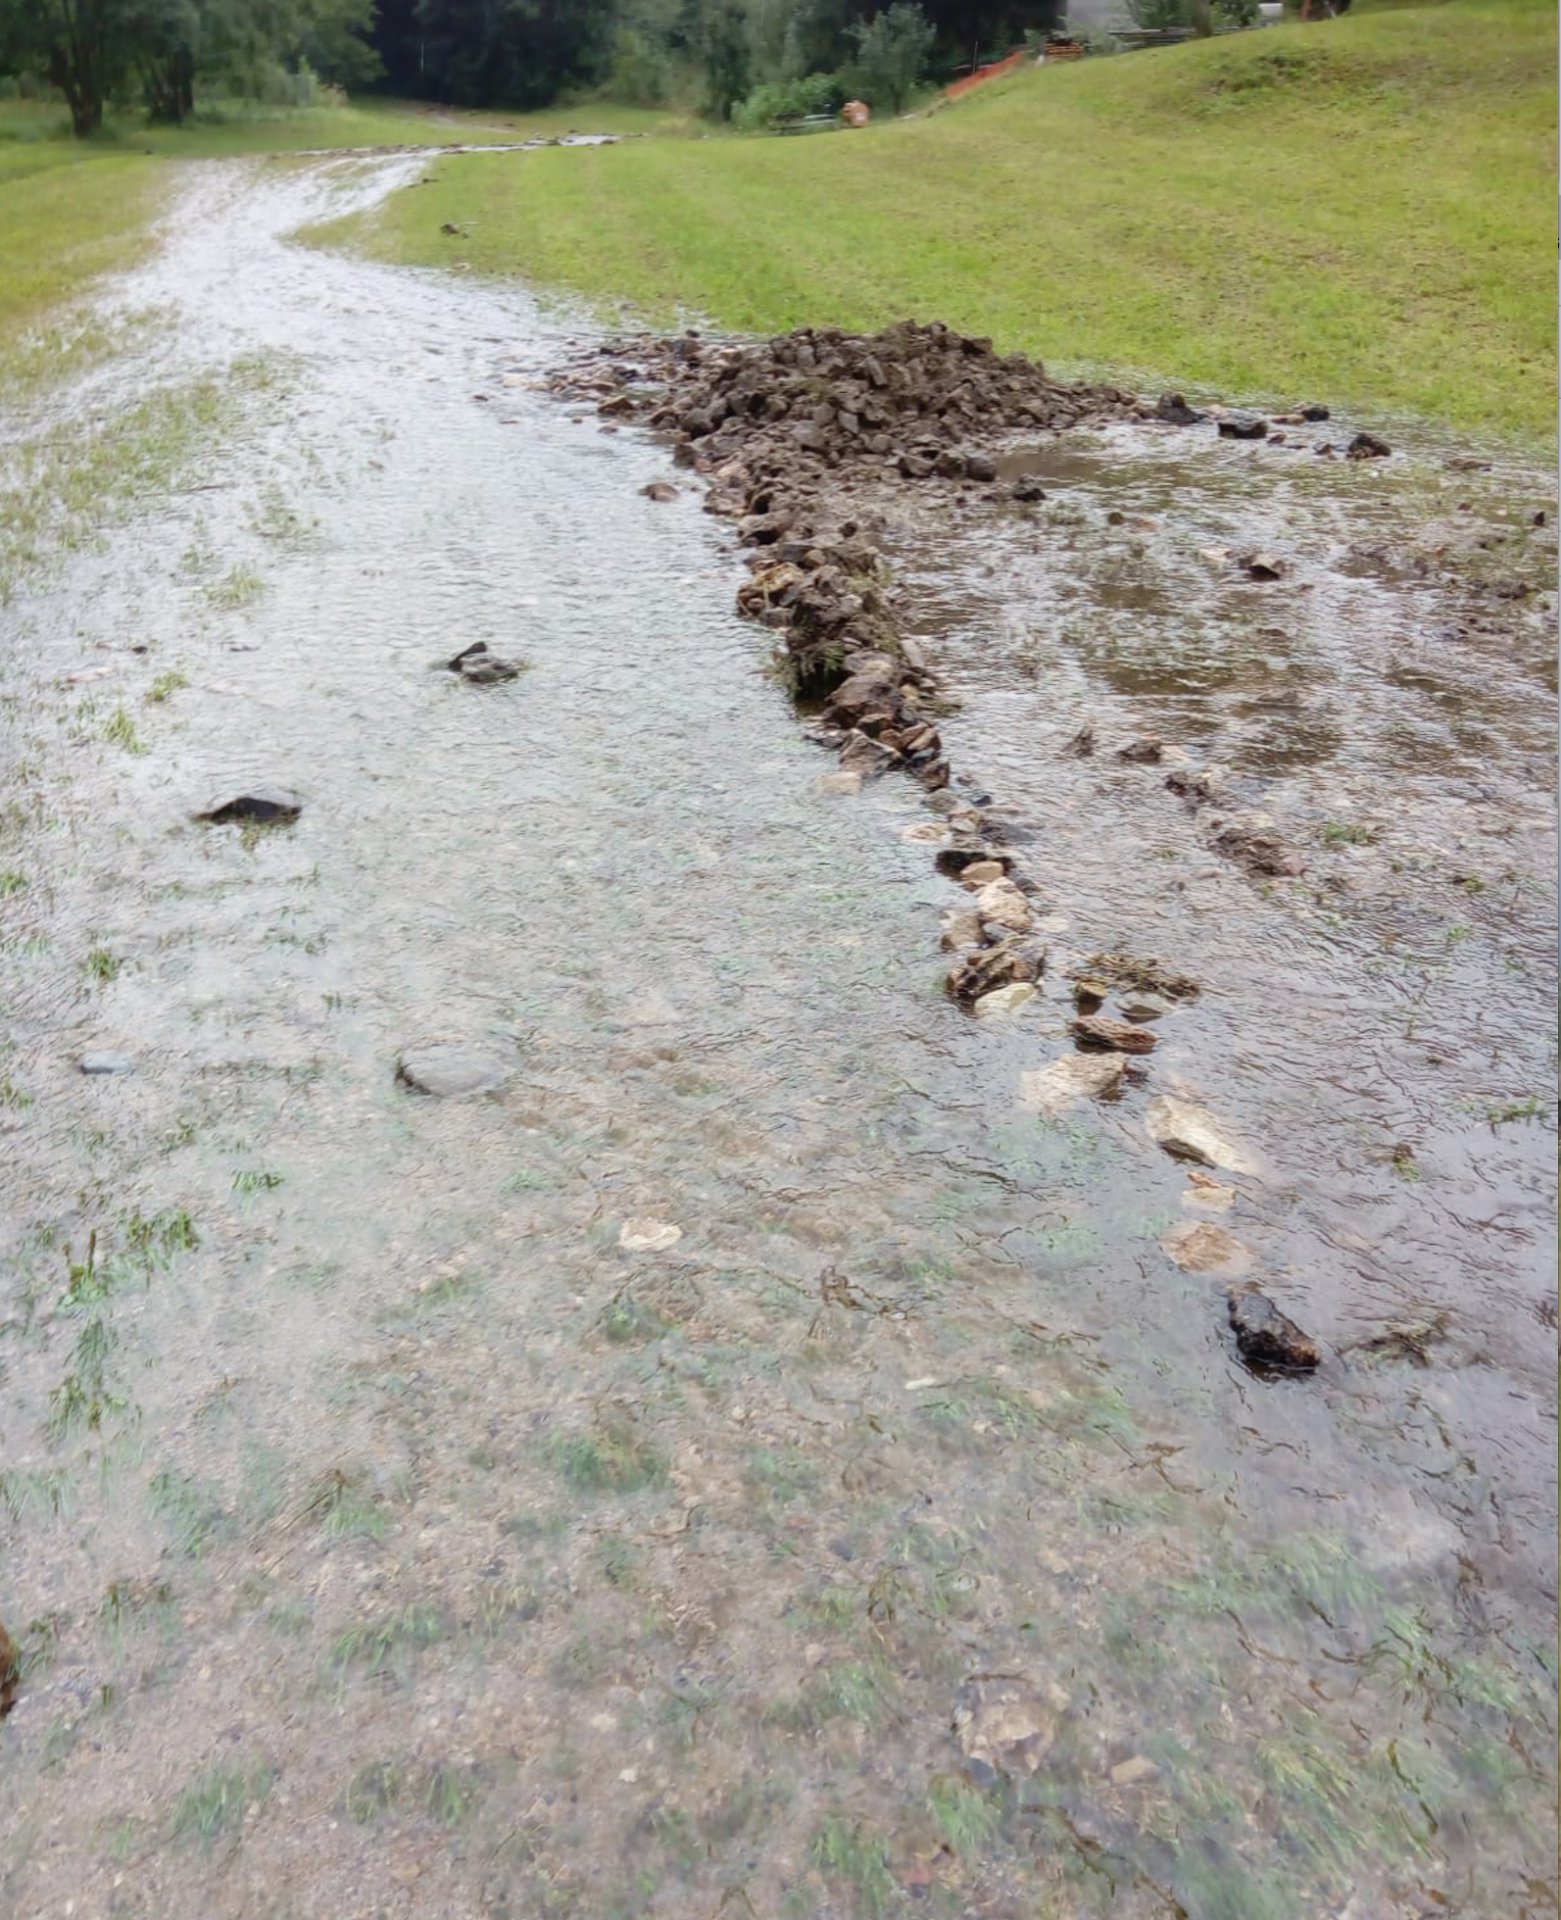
[{"left": 337, "top": 0, "right": 1556, "bottom": 440}]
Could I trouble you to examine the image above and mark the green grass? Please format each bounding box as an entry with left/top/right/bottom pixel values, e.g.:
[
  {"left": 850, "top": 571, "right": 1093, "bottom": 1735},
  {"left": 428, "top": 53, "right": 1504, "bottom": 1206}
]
[{"left": 328, "top": 0, "right": 1556, "bottom": 441}]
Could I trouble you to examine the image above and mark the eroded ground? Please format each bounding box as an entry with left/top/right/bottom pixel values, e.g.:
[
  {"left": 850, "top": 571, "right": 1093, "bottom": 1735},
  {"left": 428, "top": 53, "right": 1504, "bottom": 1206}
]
[{"left": 0, "top": 156, "right": 1555, "bottom": 1920}]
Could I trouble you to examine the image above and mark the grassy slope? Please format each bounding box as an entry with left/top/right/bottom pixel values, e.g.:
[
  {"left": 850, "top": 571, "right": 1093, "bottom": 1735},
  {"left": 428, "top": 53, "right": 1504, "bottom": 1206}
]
[{"left": 337, "top": 0, "right": 1556, "bottom": 441}]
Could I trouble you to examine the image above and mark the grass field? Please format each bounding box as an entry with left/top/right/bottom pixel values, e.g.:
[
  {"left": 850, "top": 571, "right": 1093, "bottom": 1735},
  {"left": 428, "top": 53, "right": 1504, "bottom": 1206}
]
[{"left": 326, "top": 0, "right": 1556, "bottom": 442}]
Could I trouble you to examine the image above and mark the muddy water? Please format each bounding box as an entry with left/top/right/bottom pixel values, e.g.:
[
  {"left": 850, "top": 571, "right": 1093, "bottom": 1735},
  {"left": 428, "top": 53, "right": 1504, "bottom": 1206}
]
[{"left": 0, "top": 158, "right": 1554, "bottom": 1920}]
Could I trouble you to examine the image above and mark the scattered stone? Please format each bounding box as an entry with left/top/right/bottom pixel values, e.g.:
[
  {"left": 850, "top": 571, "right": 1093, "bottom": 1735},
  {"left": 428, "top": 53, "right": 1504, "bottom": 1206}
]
[
  {"left": 447, "top": 641, "right": 524, "bottom": 684},
  {"left": 396, "top": 1043, "right": 508, "bottom": 1098},
  {"left": 196, "top": 787, "right": 303, "bottom": 827},
  {"left": 1117, "top": 735, "right": 1163, "bottom": 764},
  {"left": 1165, "top": 766, "right": 1223, "bottom": 806},
  {"left": 965, "top": 452, "right": 998, "bottom": 483},
  {"left": 1018, "top": 1053, "right": 1126, "bottom": 1113},
  {"left": 1244, "top": 552, "right": 1287, "bottom": 581},
  {"left": 1072, "top": 1014, "right": 1157, "bottom": 1054},
  {"left": 1213, "top": 823, "right": 1305, "bottom": 877},
  {"left": 1228, "top": 1284, "right": 1320, "bottom": 1373},
  {"left": 946, "top": 937, "right": 1043, "bottom": 1008},
  {"left": 1110, "top": 1755, "right": 1160, "bottom": 1788},
  {"left": 1071, "top": 975, "right": 1109, "bottom": 1011},
  {"left": 1154, "top": 393, "right": 1204, "bottom": 426},
  {"left": 1011, "top": 475, "right": 1047, "bottom": 503},
  {"left": 954, "top": 1674, "right": 1065, "bottom": 1783},
  {"left": 939, "top": 907, "right": 984, "bottom": 952},
  {"left": 956, "top": 859, "right": 1008, "bottom": 889},
  {"left": 1146, "top": 1095, "right": 1256, "bottom": 1173},
  {"left": 1161, "top": 1220, "right": 1250, "bottom": 1276},
  {"left": 972, "top": 982, "right": 1038, "bottom": 1019},
  {"left": 972, "top": 878, "right": 1033, "bottom": 932},
  {"left": 1298, "top": 403, "right": 1330, "bottom": 422},
  {"left": 1063, "top": 723, "right": 1095, "bottom": 758},
  {"left": 816, "top": 771, "right": 862, "bottom": 795},
  {"left": 640, "top": 480, "right": 678, "bottom": 502},
  {"left": 79, "top": 1050, "right": 135, "bottom": 1075},
  {"left": 619, "top": 1218, "right": 683, "bottom": 1253},
  {"left": 1181, "top": 1169, "right": 1236, "bottom": 1212},
  {"left": 1347, "top": 431, "right": 1392, "bottom": 460},
  {"left": 1080, "top": 953, "right": 1200, "bottom": 1000},
  {"left": 1116, "top": 992, "right": 1169, "bottom": 1022},
  {"left": 1348, "top": 1311, "right": 1451, "bottom": 1368},
  {"left": 1218, "top": 415, "right": 1268, "bottom": 441}
]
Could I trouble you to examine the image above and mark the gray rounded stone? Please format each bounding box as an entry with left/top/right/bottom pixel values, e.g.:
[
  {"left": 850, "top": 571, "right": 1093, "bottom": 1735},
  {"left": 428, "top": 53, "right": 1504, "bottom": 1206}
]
[{"left": 396, "top": 1043, "right": 508, "bottom": 1097}]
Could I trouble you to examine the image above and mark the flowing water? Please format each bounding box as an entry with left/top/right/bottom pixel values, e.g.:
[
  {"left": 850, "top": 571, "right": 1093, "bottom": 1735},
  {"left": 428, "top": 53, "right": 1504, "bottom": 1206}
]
[{"left": 0, "top": 156, "right": 1555, "bottom": 1920}]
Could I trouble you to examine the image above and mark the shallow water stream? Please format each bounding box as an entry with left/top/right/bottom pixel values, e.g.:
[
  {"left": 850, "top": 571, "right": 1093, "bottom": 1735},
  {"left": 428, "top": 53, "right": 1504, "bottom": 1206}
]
[{"left": 0, "top": 157, "right": 1555, "bottom": 1920}]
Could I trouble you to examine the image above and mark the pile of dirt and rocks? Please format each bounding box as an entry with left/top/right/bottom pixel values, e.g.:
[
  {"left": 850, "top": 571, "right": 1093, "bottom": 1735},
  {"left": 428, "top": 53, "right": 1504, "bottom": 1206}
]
[{"left": 548, "top": 321, "right": 1140, "bottom": 732}]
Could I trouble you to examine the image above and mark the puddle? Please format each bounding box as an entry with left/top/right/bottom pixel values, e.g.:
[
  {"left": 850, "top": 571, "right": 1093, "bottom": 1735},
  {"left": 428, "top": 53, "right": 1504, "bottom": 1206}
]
[{"left": 0, "top": 156, "right": 1554, "bottom": 1920}]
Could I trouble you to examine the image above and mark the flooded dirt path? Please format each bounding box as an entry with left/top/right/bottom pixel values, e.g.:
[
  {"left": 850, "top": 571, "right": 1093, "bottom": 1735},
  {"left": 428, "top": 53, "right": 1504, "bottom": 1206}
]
[{"left": 0, "top": 158, "right": 1555, "bottom": 1920}]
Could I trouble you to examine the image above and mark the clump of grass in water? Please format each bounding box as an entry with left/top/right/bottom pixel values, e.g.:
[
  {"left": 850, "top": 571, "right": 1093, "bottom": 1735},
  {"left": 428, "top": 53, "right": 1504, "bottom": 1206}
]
[
  {"left": 328, "top": 1604, "right": 446, "bottom": 1684},
  {"left": 303, "top": 1467, "right": 386, "bottom": 1541},
  {"left": 45, "top": 1317, "right": 124, "bottom": 1442},
  {"left": 232, "top": 1168, "right": 284, "bottom": 1203},
  {"left": 927, "top": 1773, "right": 1002, "bottom": 1858},
  {"left": 146, "top": 669, "right": 189, "bottom": 703},
  {"left": 810, "top": 1815, "right": 896, "bottom": 1917},
  {"left": 168, "top": 1760, "right": 274, "bottom": 1846},
  {"left": 0, "top": 1467, "right": 74, "bottom": 1522},
  {"left": 149, "top": 1467, "right": 235, "bottom": 1559},
  {"left": 101, "top": 706, "right": 146, "bottom": 753},
  {"left": 344, "top": 1758, "right": 480, "bottom": 1829},
  {"left": 0, "top": 869, "right": 26, "bottom": 895},
  {"left": 203, "top": 564, "right": 264, "bottom": 611},
  {"left": 548, "top": 1421, "right": 667, "bottom": 1495},
  {"left": 82, "top": 943, "right": 120, "bottom": 985},
  {"left": 1319, "top": 820, "right": 1376, "bottom": 848}
]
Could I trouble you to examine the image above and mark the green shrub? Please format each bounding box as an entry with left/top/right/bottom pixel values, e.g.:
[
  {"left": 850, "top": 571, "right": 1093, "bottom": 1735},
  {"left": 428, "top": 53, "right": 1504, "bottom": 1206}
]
[{"left": 731, "top": 71, "right": 840, "bottom": 132}]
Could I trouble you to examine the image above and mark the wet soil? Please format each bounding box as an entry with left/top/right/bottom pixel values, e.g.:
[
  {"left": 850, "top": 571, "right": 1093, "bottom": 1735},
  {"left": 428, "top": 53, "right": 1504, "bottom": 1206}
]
[{"left": 0, "top": 156, "right": 1556, "bottom": 1920}]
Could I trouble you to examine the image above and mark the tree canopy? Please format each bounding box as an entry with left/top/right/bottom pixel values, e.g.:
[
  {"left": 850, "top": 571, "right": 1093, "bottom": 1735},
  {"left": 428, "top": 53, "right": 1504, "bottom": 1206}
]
[{"left": 0, "top": 0, "right": 1061, "bottom": 134}]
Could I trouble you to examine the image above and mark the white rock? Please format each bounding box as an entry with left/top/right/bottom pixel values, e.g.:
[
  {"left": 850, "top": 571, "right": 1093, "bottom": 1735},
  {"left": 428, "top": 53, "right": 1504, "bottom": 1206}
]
[
  {"left": 1181, "top": 1169, "right": 1236, "bottom": 1212},
  {"left": 1160, "top": 1220, "right": 1250, "bottom": 1276},
  {"left": 817, "top": 772, "right": 862, "bottom": 796},
  {"left": 1145, "top": 1095, "right": 1257, "bottom": 1174},
  {"left": 618, "top": 1218, "right": 683, "bottom": 1253},
  {"left": 973, "top": 879, "right": 1033, "bottom": 932},
  {"left": 972, "top": 983, "right": 1038, "bottom": 1019},
  {"left": 1018, "top": 1053, "right": 1126, "bottom": 1113}
]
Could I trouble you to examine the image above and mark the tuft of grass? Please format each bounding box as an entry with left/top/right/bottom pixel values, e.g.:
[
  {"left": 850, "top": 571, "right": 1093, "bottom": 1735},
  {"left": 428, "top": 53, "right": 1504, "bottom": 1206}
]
[
  {"left": 548, "top": 1421, "right": 668, "bottom": 1495},
  {"left": 1320, "top": 820, "right": 1376, "bottom": 847},
  {"left": 146, "top": 670, "right": 189, "bottom": 703},
  {"left": 168, "top": 1760, "right": 275, "bottom": 1847},
  {"left": 0, "top": 870, "right": 27, "bottom": 896},
  {"left": 330, "top": 0, "right": 1557, "bottom": 442},
  {"left": 927, "top": 1773, "right": 1003, "bottom": 1858},
  {"left": 810, "top": 1814, "right": 897, "bottom": 1918},
  {"left": 303, "top": 1468, "right": 387, "bottom": 1541},
  {"left": 328, "top": 1603, "right": 447, "bottom": 1684},
  {"left": 82, "top": 944, "right": 121, "bottom": 985},
  {"left": 232, "top": 1168, "right": 284, "bottom": 1200},
  {"left": 101, "top": 705, "right": 146, "bottom": 754}
]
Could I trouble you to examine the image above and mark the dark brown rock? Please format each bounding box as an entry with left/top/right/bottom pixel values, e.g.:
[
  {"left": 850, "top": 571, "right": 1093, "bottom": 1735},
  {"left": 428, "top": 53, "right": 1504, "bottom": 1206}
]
[
  {"left": 1228, "top": 1286, "right": 1320, "bottom": 1373},
  {"left": 1347, "top": 431, "right": 1392, "bottom": 460},
  {"left": 1154, "top": 393, "right": 1205, "bottom": 426},
  {"left": 196, "top": 787, "right": 303, "bottom": 827},
  {"left": 1072, "top": 1015, "right": 1157, "bottom": 1054},
  {"left": 1218, "top": 415, "right": 1269, "bottom": 441},
  {"left": 946, "top": 938, "right": 1044, "bottom": 1007}
]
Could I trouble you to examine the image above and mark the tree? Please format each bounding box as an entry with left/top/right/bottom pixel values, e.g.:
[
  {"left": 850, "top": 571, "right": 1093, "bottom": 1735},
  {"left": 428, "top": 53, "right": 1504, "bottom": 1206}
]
[
  {"left": 846, "top": 0, "right": 933, "bottom": 113},
  {"left": 0, "top": 0, "right": 134, "bottom": 135}
]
